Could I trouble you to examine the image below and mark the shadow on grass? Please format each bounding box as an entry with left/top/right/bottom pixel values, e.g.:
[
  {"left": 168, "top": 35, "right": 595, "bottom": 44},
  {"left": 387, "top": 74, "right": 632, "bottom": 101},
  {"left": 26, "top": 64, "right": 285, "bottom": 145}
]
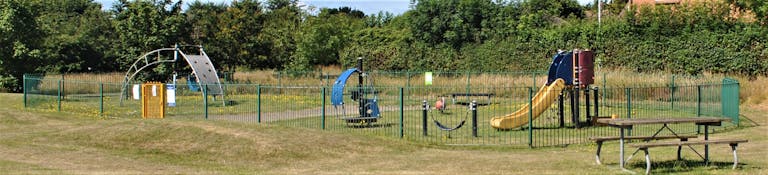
[
  {"left": 346, "top": 123, "right": 396, "bottom": 128},
  {"left": 626, "top": 159, "right": 745, "bottom": 174}
]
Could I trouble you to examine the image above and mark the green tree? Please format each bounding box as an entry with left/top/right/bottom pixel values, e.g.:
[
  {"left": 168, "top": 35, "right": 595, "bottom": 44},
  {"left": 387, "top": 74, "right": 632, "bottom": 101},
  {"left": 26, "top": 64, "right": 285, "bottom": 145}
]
[
  {"left": 289, "top": 10, "right": 365, "bottom": 71},
  {"left": 216, "top": 0, "right": 268, "bottom": 70},
  {"left": 33, "top": 0, "right": 115, "bottom": 73},
  {"left": 0, "top": 0, "right": 44, "bottom": 92},
  {"left": 111, "top": 0, "right": 190, "bottom": 81}
]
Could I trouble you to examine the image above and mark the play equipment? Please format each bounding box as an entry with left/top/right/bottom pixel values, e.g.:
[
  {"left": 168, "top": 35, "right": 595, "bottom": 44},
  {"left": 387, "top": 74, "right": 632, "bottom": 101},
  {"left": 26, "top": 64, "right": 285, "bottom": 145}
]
[
  {"left": 423, "top": 100, "right": 479, "bottom": 138},
  {"left": 491, "top": 49, "right": 598, "bottom": 130},
  {"left": 120, "top": 45, "right": 224, "bottom": 105},
  {"left": 141, "top": 82, "right": 166, "bottom": 119},
  {"left": 331, "top": 57, "right": 381, "bottom": 125}
]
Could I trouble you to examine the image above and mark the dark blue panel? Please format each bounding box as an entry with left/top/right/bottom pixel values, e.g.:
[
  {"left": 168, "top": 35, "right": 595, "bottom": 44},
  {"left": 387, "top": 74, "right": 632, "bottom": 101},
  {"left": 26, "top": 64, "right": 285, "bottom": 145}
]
[
  {"left": 331, "top": 68, "right": 359, "bottom": 106},
  {"left": 555, "top": 52, "right": 574, "bottom": 85},
  {"left": 547, "top": 53, "right": 564, "bottom": 85}
]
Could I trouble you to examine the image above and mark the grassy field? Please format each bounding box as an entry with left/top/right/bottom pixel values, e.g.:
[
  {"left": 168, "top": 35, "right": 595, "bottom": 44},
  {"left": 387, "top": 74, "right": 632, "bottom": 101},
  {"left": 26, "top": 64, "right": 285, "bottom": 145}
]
[{"left": 1, "top": 93, "right": 766, "bottom": 174}]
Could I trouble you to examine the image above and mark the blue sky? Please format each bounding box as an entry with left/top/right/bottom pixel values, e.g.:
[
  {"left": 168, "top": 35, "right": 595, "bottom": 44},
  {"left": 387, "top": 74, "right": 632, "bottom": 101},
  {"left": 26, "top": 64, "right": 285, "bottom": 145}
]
[{"left": 96, "top": 0, "right": 595, "bottom": 15}]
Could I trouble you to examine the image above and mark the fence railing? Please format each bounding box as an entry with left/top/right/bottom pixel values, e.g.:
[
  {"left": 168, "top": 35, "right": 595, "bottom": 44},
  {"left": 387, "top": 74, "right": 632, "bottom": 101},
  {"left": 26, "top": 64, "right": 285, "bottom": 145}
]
[{"left": 22, "top": 74, "right": 740, "bottom": 147}]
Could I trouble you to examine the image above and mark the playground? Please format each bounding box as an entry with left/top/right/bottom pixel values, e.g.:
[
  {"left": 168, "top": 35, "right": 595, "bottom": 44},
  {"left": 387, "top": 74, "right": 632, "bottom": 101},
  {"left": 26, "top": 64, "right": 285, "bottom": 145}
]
[{"left": 14, "top": 47, "right": 758, "bottom": 174}]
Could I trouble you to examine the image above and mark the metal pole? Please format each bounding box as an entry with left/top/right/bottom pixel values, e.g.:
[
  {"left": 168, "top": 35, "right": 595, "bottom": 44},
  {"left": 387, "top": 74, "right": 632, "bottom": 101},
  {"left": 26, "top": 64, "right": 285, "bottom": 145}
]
[
  {"left": 602, "top": 73, "right": 606, "bottom": 107},
  {"left": 257, "top": 85, "right": 261, "bottom": 123},
  {"left": 100, "top": 83, "right": 104, "bottom": 116},
  {"left": 203, "top": 84, "right": 208, "bottom": 120},
  {"left": 558, "top": 92, "right": 564, "bottom": 128},
  {"left": 322, "top": 87, "right": 326, "bottom": 130},
  {"left": 671, "top": 75, "right": 675, "bottom": 110},
  {"left": 472, "top": 100, "right": 478, "bottom": 137},
  {"left": 585, "top": 86, "right": 591, "bottom": 124},
  {"left": 422, "top": 100, "right": 428, "bottom": 136},
  {"left": 58, "top": 80, "right": 62, "bottom": 112},
  {"left": 626, "top": 88, "right": 632, "bottom": 136},
  {"left": 23, "top": 74, "right": 27, "bottom": 108},
  {"left": 593, "top": 87, "right": 599, "bottom": 119},
  {"left": 697, "top": 85, "right": 701, "bottom": 134},
  {"left": 528, "top": 87, "right": 533, "bottom": 148},
  {"left": 399, "top": 87, "right": 404, "bottom": 138}
]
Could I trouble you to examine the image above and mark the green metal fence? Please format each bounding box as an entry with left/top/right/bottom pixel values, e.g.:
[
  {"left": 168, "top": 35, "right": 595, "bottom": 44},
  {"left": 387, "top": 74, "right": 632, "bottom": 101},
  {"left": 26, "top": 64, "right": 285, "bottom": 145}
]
[{"left": 22, "top": 73, "right": 740, "bottom": 147}]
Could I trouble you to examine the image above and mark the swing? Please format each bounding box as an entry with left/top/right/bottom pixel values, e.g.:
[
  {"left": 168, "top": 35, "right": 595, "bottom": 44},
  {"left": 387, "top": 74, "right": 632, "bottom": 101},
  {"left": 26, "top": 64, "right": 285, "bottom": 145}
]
[{"left": 431, "top": 100, "right": 469, "bottom": 131}]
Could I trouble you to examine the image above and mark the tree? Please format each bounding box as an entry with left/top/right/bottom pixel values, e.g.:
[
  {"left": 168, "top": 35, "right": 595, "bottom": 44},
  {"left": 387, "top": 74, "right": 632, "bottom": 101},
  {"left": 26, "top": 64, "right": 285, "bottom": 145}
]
[
  {"left": 289, "top": 10, "right": 365, "bottom": 71},
  {"left": 111, "top": 0, "right": 190, "bottom": 81},
  {"left": 33, "top": 0, "right": 115, "bottom": 73},
  {"left": 0, "top": 0, "right": 44, "bottom": 92},
  {"left": 216, "top": 0, "right": 268, "bottom": 70}
]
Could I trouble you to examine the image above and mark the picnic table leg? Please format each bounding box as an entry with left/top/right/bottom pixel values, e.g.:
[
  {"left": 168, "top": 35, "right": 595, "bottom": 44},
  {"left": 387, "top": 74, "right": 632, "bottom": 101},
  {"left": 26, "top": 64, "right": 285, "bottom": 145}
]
[
  {"left": 677, "top": 138, "right": 688, "bottom": 160},
  {"left": 620, "top": 128, "right": 625, "bottom": 169},
  {"left": 730, "top": 143, "right": 739, "bottom": 169},
  {"left": 705, "top": 125, "right": 709, "bottom": 165},
  {"left": 643, "top": 148, "right": 651, "bottom": 175},
  {"left": 595, "top": 141, "right": 603, "bottom": 164}
]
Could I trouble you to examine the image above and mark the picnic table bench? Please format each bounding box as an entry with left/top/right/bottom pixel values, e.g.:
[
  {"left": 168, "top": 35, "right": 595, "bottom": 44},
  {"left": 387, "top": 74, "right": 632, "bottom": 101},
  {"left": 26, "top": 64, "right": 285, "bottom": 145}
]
[
  {"left": 590, "top": 135, "right": 697, "bottom": 165},
  {"left": 450, "top": 93, "right": 494, "bottom": 105},
  {"left": 631, "top": 139, "right": 748, "bottom": 174}
]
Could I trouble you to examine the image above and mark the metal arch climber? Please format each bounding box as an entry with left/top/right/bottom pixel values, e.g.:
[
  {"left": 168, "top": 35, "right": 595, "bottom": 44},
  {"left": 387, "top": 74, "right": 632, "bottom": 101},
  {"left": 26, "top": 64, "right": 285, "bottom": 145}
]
[{"left": 119, "top": 45, "right": 224, "bottom": 104}]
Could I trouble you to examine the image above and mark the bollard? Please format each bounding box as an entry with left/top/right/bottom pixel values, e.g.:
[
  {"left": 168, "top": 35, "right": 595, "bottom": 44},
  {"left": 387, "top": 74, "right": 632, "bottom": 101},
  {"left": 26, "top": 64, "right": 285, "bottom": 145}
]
[
  {"left": 422, "top": 100, "right": 428, "bottom": 136},
  {"left": 471, "top": 100, "right": 478, "bottom": 137}
]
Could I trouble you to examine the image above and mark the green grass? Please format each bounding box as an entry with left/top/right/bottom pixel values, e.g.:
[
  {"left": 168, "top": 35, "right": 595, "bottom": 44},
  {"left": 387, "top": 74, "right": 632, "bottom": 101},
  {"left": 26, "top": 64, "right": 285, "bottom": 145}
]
[{"left": 4, "top": 93, "right": 765, "bottom": 174}]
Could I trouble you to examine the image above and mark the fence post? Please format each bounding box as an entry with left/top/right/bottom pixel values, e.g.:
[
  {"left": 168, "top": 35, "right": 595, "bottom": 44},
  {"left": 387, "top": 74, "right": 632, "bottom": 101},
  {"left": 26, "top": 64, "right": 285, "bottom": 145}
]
[
  {"left": 671, "top": 75, "right": 675, "bottom": 110},
  {"left": 697, "top": 85, "right": 701, "bottom": 134},
  {"left": 100, "top": 83, "right": 104, "bottom": 116},
  {"left": 58, "top": 80, "right": 62, "bottom": 112},
  {"left": 399, "top": 87, "right": 404, "bottom": 138},
  {"left": 422, "top": 100, "right": 428, "bottom": 136},
  {"left": 602, "top": 73, "right": 606, "bottom": 107},
  {"left": 471, "top": 100, "right": 478, "bottom": 137},
  {"left": 626, "top": 87, "right": 632, "bottom": 136},
  {"left": 23, "top": 74, "right": 27, "bottom": 108},
  {"left": 203, "top": 84, "right": 208, "bottom": 120},
  {"left": 528, "top": 87, "right": 534, "bottom": 148},
  {"left": 322, "top": 87, "right": 326, "bottom": 130},
  {"left": 257, "top": 84, "right": 262, "bottom": 123}
]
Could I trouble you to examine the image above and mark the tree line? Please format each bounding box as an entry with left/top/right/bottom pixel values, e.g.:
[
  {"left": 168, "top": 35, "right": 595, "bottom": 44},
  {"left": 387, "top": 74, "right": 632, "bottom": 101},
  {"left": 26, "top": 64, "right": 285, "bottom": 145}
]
[{"left": 1, "top": 0, "right": 766, "bottom": 91}]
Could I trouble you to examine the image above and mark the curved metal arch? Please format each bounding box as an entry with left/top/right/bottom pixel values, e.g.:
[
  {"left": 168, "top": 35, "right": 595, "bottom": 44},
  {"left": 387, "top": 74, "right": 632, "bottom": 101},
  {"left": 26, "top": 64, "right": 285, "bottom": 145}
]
[{"left": 119, "top": 47, "right": 179, "bottom": 104}]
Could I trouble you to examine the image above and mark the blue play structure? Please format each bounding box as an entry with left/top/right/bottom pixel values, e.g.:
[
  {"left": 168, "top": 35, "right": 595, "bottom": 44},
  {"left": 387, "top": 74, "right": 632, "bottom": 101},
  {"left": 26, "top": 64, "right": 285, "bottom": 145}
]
[
  {"left": 547, "top": 51, "right": 574, "bottom": 86},
  {"left": 188, "top": 74, "right": 200, "bottom": 91},
  {"left": 331, "top": 58, "right": 381, "bottom": 125}
]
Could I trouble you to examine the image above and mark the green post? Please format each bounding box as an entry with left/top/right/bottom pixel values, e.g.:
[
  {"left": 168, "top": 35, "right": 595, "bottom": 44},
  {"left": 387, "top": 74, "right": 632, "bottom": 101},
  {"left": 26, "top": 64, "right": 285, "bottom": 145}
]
[
  {"left": 58, "top": 80, "right": 62, "bottom": 112},
  {"left": 466, "top": 71, "right": 471, "bottom": 94},
  {"left": 626, "top": 88, "right": 632, "bottom": 136},
  {"left": 322, "top": 87, "right": 326, "bottom": 130},
  {"left": 100, "top": 83, "right": 104, "bottom": 116},
  {"left": 697, "top": 85, "right": 701, "bottom": 134},
  {"left": 528, "top": 87, "right": 534, "bottom": 148},
  {"left": 602, "top": 73, "right": 606, "bottom": 107},
  {"left": 671, "top": 75, "right": 675, "bottom": 110},
  {"left": 257, "top": 85, "right": 262, "bottom": 123},
  {"left": 23, "top": 74, "right": 27, "bottom": 108},
  {"left": 203, "top": 84, "right": 208, "bottom": 119},
  {"left": 532, "top": 72, "right": 536, "bottom": 88},
  {"left": 406, "top": 71, "right": 410, "bottom": 88},
  {"left": 399, "top": 87, "right": 404, "bottom": 138}
]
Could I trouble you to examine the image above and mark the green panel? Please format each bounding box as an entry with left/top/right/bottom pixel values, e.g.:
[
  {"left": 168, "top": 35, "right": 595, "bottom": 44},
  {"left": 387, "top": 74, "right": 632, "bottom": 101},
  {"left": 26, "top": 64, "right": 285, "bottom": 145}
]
[{"left": 721, "top": 78, "right": 739, "bottom": 125}]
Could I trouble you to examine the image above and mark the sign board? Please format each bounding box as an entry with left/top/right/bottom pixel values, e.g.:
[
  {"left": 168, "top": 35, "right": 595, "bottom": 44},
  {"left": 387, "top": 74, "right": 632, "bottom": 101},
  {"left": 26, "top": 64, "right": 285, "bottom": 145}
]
[
  {"left": 425, "top": 72, "right": 433, "bottom": 85},
  {"left": 132, "top": 84, "right": 141, "bottom": 100},
  {"left": 166, "top": 84, "right": 176, "bottom": 107}
]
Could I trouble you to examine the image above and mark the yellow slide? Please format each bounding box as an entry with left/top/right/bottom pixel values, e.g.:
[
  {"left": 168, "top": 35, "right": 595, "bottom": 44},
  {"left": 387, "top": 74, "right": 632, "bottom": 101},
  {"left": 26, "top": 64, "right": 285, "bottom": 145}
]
[{"left": 490, "top": 79, "right": 566, "bottom": 129}]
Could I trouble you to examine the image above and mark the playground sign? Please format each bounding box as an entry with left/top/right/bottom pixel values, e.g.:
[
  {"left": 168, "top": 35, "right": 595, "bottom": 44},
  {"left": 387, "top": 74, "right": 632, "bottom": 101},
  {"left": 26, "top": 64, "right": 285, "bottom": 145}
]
[
  {"left": 425, "top": 72, "right": 433, "bottom": 85},
  {"left": 166, "top": 84, "right": 176, "bottom": 107}
]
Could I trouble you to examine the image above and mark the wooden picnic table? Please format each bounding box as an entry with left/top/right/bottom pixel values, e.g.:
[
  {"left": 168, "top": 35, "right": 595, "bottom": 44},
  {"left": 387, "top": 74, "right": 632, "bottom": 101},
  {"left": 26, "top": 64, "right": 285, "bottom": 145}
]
[{"left": 595, "top": 117, "right": 731, "bottom": 169}]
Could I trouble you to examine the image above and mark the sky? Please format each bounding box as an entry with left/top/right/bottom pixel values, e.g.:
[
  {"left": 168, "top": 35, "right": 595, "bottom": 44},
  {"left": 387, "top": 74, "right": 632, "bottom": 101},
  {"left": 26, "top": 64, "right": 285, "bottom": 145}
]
[{"left": 96, "top": 0, "right": 596, "bottom": 15}]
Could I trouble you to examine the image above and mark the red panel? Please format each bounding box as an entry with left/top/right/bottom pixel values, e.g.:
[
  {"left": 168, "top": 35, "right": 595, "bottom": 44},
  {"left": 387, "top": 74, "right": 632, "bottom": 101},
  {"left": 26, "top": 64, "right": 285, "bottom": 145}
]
[{"left": 578, "top": 50, "right": 594, "bottom": 86}]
